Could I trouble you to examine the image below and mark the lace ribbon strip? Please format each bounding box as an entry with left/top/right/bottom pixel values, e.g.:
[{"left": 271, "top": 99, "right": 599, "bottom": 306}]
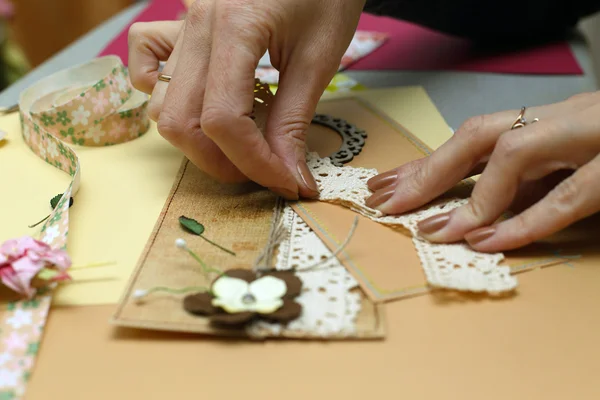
[
  {"left": 306, "top": 152, "right": 517, "bottom": 294},
  {"left": 247, "top": 205, "right": 362, "bottom": 338}
]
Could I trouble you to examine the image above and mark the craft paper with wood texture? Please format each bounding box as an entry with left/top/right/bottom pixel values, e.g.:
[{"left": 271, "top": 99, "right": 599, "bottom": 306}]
[{"left": 113, "top": 158, "right": 384, "bottom": 339}]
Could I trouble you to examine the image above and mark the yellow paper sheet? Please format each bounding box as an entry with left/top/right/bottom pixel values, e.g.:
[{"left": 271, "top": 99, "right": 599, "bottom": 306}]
[
  {"left": 0, "top": 86, "right": 452, "bottom": 306},
  {"left": 0, "top": 113, "right": 183, "bottom": 305}
]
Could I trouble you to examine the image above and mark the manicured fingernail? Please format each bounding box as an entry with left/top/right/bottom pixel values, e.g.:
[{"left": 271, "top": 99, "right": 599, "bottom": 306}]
[
  {"left": 417, "top": 213, "right": 451, "bottom": 236},
  {"left": 268, "top": 187, "right": 299, "bottom": 201},
  {"left": 365, "top": 188, "right": 394, "bottom": 209},
  {"left": 297, "top": 160, "right": 319, "bottom": 198},
  {"left": 465, "top": 227, "right": 496, "bottom": 246},
  {"left": 367, "top": 171, "right": 398, "bottom": 191}
]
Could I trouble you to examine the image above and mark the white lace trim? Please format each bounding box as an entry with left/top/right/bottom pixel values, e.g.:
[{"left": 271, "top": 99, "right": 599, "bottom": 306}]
[
  {"left": 307, "top": 152, "right": 517, "bottom": 293},
  {"left": 247, "top": 206, "right": 362, "bottom": 338}
]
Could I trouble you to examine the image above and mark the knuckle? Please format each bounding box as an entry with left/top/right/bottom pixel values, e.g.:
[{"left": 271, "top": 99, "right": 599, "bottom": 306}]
[
  {"left": 283, "top": 124, "right": 309, "bottom": 152},
  {"left": 216, "top": 1, "right": 271, "bottom": 43},
  {"left": 455, "top": 115, "right": 488, "bottom": 145},
  {"left": 181, "top": 118, "right": 204, "bottom": 141},
  {"left": 401, "top": 159, "right": 429, "bottom": 198},
  {"left": 127, "top": 22, "right": 145, "bottom": 44},
  {"left": 200, "top": 107, "right": 234, "bottom": 138},
  {"left": 156, "top": 111, "right": 184, "bottom": 144},
  {"left": 550, "top": 177, "right": 581, "bottom": 216},
  {"left": 494, "top": 132, "right": 526, "bottom": 161},
  {"left": 127, "top": 22, "right": 153, "bottom": 54},
  {"left": 458, "top": 115, "right": 485, "bottom": 136},
  {"left": 273, "top": 110, "right": 310, "bottom": 140},
  {"left": 465, "top": 196, "right": 488, "bottom": 221},
  {"left": 409, "top": 158, "right": 429, "bottom": 185},
  {"left": 187, "top": 0, "right": 210, "bottom": 24},
  {"left": 510, "top": 213, "right": 537, "bottom": 245}
]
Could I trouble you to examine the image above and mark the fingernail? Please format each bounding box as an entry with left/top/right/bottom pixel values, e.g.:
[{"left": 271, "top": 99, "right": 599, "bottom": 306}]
[
  {"left": 365, "top": 188, "right": 394, "bottom": 209},
  {"left": 465, "top": 227, "right": 496, "bottom": 246},
  {"left": 417, "top": 213, "right": 451, "bottom": 236},
  {"left": 367, "top": 170, "right": 398, "bottom": 191},
  {"left": 268, "top": 187, "right": 299, "bottom": 201},
  {"left": 297, "top": 160, "right": 319, "bottom": 198}
]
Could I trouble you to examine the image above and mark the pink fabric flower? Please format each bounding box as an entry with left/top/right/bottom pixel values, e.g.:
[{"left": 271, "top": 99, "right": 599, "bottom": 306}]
[{"left": 0, "top": 236, "right": 71, "bottom": 298}]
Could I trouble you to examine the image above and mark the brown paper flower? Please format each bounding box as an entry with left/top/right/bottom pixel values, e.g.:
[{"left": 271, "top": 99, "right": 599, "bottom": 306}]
[{"left": 183, "top": 269, "right": 302, "bottom": 327}]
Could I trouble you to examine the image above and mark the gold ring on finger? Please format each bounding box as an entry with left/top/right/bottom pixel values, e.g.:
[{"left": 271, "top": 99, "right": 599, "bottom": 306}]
[
  {"left": 511, "top": 106, "right": 539, "bottom": 129},
  {"left": 157, "top": 73, "right": 172, "bottom": 83}
]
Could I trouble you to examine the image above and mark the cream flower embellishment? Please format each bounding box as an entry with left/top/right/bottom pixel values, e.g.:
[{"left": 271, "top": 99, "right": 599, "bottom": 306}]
[
  {"left": 211, "top": 275, "right": 286, "bottom": 314},
  {"left": 184, "top": 269, "right": 302, "bottom": 326}
]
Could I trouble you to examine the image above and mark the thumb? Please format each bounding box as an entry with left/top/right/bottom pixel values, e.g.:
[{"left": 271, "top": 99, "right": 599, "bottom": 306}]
[{"left": 265, "top": 59, "right": 336, "bottom": 199}]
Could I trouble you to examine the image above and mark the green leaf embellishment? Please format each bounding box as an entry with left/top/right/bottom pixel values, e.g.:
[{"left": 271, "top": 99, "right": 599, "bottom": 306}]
[
  {"left": 178, "top": 216, "right": 235, "bottom": 256},
  {"left": 28, "top": 193, "right": 74, "bottom": 228},
  {"left": 179, "top": 216, "right": 205, "bottom": 235},
  {"left": 50, "top": 194, "right": 61, "bottom": 209},
  {"left": 51, "top": 193, "right": 74, "bottom": 210}
]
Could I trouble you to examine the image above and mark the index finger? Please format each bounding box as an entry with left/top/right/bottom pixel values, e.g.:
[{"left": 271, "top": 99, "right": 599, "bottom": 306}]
[
  {"left": 366, "top": 109, "right": 519, "bottom": 214},
  {"left": 367, "top": 93, "right": 600, "bottom": 215},
  {"left": 200, "top": 7, "right": 298, "bottom": 196}
]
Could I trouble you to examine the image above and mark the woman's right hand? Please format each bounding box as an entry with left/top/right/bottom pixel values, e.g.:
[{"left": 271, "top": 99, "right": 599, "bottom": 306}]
[{"left": 128, "top": 0, "right": 366, "bottom": 199}]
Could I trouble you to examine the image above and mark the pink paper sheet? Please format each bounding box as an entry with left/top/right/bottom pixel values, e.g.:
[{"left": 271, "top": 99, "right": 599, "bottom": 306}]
[
  {"left": 98, "top": 0, "right": 186, "bottom": 64},
  {"left": 99, "top": 1, "right": 583, "bottom": 75},
  {"left": 351, "top": 13, "right": 583, "bottom": 75}
]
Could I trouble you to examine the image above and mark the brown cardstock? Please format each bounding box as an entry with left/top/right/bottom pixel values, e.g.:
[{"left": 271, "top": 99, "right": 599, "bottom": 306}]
[
  {"left": 293, "top": 98, "right": 574, "bottom": 303},
  {"left": 112, "top": 119, "right": 385, "bottom": 339}
]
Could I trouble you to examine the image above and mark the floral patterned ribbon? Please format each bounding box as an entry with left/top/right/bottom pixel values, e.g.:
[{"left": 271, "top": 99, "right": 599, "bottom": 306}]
[{"left": 0, "top": 56, "right": 150, "bottom": 399}]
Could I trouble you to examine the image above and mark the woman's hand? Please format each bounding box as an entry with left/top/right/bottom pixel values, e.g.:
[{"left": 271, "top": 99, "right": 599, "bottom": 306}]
[
  {"left": 127, "top": 0, "right": 366, "bottom": 199},
  {"left": 366, "top": 92, "right": 600, "bottom": 252}
]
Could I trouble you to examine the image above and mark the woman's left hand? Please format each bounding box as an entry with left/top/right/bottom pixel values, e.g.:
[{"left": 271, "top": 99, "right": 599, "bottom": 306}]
[{"left": 365, "top": 91, "right": 600, "bottom": 252}]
